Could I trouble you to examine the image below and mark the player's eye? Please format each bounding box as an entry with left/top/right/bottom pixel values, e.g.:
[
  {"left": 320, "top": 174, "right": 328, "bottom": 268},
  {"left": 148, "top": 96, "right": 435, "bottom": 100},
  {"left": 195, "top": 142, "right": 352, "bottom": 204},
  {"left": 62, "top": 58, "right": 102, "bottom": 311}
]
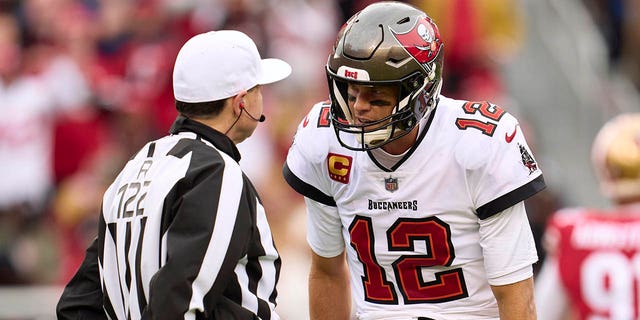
[{"left": 370, "top": 99, "right": 392, "bottom": 107}]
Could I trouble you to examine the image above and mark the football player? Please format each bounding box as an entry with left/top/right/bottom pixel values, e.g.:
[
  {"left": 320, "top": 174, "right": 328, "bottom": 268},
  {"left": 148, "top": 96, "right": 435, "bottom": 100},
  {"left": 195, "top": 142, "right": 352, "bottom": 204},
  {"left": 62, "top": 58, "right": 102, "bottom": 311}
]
[
  {"left": 282, "top": 2, "right": 545, "bottom": 319},
  {"left": 536, "top": 113, "right": 640, "bottom": 319}
]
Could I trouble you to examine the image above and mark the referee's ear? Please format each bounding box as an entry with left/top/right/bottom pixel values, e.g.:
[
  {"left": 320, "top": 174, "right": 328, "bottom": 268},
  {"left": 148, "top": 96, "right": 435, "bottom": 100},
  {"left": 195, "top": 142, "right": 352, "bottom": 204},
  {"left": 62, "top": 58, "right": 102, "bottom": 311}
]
[{"left": 230, "top": 90, "right": 248, "bottom": 118}]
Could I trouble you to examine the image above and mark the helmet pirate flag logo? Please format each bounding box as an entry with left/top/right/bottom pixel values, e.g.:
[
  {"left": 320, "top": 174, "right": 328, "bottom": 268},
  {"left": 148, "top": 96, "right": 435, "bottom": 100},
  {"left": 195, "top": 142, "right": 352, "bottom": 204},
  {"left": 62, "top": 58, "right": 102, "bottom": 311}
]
[{"left": 390, "top": 16, "right": 443, "bottom": 65}]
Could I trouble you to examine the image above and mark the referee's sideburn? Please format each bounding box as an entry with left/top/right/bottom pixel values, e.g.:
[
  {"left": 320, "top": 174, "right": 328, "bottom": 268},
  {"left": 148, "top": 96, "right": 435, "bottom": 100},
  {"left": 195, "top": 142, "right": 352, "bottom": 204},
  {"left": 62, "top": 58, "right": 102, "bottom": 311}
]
[{"left": 57, "top": 30, "right": 291, "bottom": 320}]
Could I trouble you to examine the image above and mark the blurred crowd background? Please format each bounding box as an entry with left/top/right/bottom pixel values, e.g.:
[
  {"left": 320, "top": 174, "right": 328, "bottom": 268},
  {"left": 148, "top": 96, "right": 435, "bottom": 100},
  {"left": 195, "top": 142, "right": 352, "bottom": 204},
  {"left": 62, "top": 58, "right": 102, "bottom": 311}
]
[{"left": 0, "top": 0, "right": 638, "bottom": 318}]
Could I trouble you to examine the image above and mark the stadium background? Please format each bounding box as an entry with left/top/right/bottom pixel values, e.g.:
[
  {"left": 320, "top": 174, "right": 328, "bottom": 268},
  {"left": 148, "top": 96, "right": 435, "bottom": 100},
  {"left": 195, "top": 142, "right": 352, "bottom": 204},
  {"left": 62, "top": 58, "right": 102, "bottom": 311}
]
[{"left": 0, "top": 0, "right": 638, "bottom": 318}]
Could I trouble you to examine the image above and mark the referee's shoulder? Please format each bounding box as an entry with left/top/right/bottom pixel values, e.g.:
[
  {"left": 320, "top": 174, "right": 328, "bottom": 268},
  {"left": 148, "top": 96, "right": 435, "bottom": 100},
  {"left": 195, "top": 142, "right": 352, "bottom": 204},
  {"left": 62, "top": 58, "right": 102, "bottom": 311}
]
[
  {"left": 166, "top": 135, "right": 225, "bottom": 162},
  {"left": 177, "top": 137, "right": 242, "bottom": 175}
]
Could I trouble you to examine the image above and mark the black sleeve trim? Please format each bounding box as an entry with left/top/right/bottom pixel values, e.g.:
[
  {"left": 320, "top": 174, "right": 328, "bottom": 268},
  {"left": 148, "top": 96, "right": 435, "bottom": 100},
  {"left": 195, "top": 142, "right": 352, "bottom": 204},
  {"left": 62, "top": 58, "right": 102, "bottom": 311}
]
[
  {"left": 282, "top": 162, "right": 336, "bottom": 207},
  {"left": 476, "top": 175, "right": 546, "bottom": 220}
]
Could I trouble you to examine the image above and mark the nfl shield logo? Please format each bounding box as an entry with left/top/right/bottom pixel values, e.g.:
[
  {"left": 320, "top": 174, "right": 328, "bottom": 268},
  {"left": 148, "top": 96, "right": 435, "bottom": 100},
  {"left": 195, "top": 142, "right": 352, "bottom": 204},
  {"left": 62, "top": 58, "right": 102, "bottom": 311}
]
[{"left": 385, "top": 177, "right": 398, "bottom": 192}]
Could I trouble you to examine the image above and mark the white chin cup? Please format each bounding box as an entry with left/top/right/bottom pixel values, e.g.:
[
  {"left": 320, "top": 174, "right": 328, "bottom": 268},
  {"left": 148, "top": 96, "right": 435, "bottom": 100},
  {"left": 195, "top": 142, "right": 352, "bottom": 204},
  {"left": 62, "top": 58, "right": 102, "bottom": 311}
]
[{"left": 356, "top": 126, "right": 393, "bottom": 147}]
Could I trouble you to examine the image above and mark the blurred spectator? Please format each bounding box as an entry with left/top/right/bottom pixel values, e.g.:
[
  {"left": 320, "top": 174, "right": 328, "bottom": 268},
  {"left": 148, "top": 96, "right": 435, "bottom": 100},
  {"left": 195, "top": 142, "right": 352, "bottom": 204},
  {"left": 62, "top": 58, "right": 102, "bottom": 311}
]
[
  {"left": 334, "top": 0, "right": 379, "bottom": 23},
  {"left": 582, "top": 0, "right": 640, "bottom": 91},
  {"left": 582, "top": 0, "right": 624, "bottom": 60},
  {"left": 411, "top": 0, "right": 524, "bottom": 103},
  {"left": 0, "top": 11, "right": 90, "bottom": 284},
  {"left": 619, "top": 1, "right": 640, "bottom": 91}
]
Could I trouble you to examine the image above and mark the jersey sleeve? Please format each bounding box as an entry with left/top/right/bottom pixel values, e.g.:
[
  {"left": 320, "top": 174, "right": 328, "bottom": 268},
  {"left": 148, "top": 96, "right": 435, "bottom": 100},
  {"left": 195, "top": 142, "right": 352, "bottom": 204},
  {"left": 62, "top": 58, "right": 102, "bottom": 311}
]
[
  {"left": 478, "top": 202, "right": 538, "bottom": 285},
  {"left": 56, "top": 237, "right": 107, "bottom": 320},
  {"left": 461, "top": 110, "right": 546, "bottom": 219},
  {"left": 282, "top": 101, "right": 337, "bottom": 206},
  {"left": 305, "top": 197, "right": 345, "bottom": 258},
  {"left": 283, "top": 102, "right": 346, "bottom": 257}
]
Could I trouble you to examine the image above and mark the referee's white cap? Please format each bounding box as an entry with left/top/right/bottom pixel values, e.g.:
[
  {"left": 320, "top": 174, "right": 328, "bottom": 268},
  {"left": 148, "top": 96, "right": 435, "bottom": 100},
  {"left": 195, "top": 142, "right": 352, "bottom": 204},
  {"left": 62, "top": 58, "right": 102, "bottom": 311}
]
[{"left": 172, "top": 30, "right": 292, "bottom": 103}]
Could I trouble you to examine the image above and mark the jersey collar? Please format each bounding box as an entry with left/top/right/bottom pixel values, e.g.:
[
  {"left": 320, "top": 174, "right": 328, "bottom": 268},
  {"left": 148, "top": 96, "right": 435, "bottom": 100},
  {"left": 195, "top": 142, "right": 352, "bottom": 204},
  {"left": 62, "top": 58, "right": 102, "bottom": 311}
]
[{"left": 169, "top": 115, "right": 242, "bottom": 162}]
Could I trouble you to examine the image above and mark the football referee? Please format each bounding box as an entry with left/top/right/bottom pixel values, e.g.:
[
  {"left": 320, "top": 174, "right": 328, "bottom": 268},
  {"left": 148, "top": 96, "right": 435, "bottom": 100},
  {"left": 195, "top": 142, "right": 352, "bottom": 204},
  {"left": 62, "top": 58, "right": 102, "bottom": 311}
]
[{"left": 56, "top": 30, "right": 291, "bottom": 320}]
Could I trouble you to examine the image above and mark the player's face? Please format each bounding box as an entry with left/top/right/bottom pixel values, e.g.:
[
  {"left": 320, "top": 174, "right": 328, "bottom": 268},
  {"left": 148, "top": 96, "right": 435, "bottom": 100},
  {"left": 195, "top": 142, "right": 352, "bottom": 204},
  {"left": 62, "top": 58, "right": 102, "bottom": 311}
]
[{"left": 347, "top": 83, "right": 399, "bottom": 128}]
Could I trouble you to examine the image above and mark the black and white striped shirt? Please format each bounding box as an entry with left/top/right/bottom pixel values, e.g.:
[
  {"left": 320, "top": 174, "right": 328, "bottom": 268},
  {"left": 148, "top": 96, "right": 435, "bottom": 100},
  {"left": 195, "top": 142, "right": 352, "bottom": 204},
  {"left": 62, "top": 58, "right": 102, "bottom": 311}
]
[{"left": 57, "top": 116, "right": 281, "bottom": 320}]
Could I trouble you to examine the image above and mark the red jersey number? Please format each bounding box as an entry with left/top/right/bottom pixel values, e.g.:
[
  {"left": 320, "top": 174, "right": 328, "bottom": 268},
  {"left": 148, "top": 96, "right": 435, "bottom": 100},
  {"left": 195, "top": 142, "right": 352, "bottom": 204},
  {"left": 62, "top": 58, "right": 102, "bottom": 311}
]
[
  {"left": 349, "top": 216, "right": 468, "bottom": 304},
  {"left": 455, "top": 101, "right": 505, "bottom": 136}
]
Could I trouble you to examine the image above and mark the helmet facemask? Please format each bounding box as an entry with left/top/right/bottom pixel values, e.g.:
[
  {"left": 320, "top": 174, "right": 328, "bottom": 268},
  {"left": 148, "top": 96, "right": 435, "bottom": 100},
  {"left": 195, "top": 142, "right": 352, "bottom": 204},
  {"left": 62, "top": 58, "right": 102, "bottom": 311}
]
[{"left": 328, "top": 63, "right": 441, "bottom": 151}]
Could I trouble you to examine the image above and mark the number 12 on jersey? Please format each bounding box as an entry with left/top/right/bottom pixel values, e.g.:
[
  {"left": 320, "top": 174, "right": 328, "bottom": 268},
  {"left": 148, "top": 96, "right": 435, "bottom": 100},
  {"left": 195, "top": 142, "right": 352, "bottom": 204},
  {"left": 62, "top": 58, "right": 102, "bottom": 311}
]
[{"left": 349, "top": 216, "right": 469, "bottom": 304}]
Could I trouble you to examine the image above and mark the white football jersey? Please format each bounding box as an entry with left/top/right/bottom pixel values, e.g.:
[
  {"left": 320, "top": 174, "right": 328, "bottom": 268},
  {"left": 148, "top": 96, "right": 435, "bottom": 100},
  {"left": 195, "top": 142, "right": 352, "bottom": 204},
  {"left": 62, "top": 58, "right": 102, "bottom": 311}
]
[{"left": 284, "top": 96, "right": 544, "bottom": 319}]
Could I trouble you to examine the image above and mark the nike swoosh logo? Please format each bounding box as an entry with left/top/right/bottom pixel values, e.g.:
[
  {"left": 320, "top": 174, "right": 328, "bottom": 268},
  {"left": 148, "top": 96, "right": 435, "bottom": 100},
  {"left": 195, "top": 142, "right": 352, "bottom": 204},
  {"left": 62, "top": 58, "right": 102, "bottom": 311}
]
[
  {"left": 303, "top": 116, "right": 310, "bottom": 127},
  {"left": 505, "top": 124, "right": 519, "bottom": 143}
]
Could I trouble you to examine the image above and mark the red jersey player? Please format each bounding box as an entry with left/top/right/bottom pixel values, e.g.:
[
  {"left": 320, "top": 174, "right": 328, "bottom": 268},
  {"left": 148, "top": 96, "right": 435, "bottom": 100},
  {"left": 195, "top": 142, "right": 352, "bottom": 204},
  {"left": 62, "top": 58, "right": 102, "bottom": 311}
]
[{"left": 536, "top": 113, "right": 640, "bottom": 319}]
